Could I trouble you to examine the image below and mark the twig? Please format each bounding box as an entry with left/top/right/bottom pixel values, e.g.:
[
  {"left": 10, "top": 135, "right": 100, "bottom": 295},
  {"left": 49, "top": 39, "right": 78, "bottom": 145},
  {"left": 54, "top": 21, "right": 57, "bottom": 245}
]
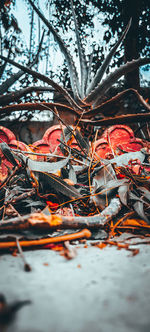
[
  {"left": 4, "top": 189, "right": 36, "bottom": 207},
  {"left": 0, "top": 166, "right": 19, "bottom": 190},
  {"left": 16, "top": 238, "right": 32, "bottom": 272},
  {"left": 0, "top": 198, "right": 122, "bottom": 231},
  {"left": 0, "top": 229, "right": 91, "bottom": 249}
]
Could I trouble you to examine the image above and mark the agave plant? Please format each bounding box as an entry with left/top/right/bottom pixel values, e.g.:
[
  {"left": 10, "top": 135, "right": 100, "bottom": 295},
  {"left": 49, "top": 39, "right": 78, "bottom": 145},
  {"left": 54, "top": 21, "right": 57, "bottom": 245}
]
[{"left": 0, "top": 0, "right": 150, "bottom": 127}]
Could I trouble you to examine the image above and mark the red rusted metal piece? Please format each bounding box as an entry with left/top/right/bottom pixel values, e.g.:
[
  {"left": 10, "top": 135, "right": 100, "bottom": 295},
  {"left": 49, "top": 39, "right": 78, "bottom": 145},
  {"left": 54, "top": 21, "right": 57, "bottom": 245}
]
[
  {"left": 43, "top": 125, "right": 80, "bottom": 154},
  {"left": 103, "top": 124, "right": 134, "bottom": 141},
  {"left": 31, "top": 140, "right": 51, "bottom": 160},
  {"left": 0, "top": 157, "right": 12, "bottom": 182},
  {"left": 43, "top": 125, "right": 65, "bottom": 154},
  {"left": 93, "top": 125, "right": 145, "bottom": 159},
  {"left": 0, "top": 129, "right": 34, "bottom": 181},
  {"left": 0, "top": 124, "right": 149, "bottom": 182},
  {"left": 0, "top": 126, "right": 16, "bottom": 144},
  {"left": 120, "top": 138, "right": 144, "bottom": 153},
  {"left": 93, "top": 138, "right": 113, "bottom": 160},
  {"left": 0, "top": 128, "right": 16, "bottom": 181},
  {"left": 9, "top": 140, "right": 30, "bottom": 151}
]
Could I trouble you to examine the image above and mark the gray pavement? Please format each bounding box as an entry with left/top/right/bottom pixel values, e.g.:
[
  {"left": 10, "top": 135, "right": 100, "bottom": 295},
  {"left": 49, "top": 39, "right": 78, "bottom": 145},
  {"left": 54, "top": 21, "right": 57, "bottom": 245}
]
[{"left": 0, "top": 243, "right": 150, "bottom": 332}]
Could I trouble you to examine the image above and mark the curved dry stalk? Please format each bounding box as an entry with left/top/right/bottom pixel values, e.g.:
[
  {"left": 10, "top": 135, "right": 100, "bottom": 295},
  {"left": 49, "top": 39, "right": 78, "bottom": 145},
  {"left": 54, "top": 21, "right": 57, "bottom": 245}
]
[
  {"left": 63, "top": 197, "right": 122, "bottom": 226},
  {"left": 0, "top": 54, "right": 83, "bottom": 112},
  {"left": 81, "top": 112, "right": 150, "bottom": 126},
  {"left": 0, "top": 86, "right": 55, "bottom": 106},
  {"left": 83, "top": 88, "right": 150, "bottom": 118},
  {"left": 0, "top": 198, "right": 121, "bottom": 231},
  {"left": 0, "top": 102, "right": 80, "bottom": 116}
]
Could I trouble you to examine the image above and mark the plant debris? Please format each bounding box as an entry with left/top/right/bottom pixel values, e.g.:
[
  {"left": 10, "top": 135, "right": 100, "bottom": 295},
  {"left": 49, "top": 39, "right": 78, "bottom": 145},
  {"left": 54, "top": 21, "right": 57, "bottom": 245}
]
[
  {"left": 0, "top": 2, "right": 150, "bottom": 259},
  {"left": 0, "top": 123, "right": 150, "bottom": 259}
]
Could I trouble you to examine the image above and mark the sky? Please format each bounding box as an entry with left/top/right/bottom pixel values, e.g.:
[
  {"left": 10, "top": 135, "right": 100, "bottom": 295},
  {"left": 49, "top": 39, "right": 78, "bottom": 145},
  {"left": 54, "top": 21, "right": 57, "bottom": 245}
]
[{"left": 12, "top": 0, "right": 109, "bottom": 80}]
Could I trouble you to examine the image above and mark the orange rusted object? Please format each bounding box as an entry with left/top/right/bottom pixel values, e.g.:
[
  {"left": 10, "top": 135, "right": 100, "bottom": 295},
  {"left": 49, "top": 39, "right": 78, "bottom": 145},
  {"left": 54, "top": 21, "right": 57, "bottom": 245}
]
[
  {"left": 93, "top": 138, "right": 113, "bottom": 159},
  {"left": 0, "top": 129, "right": 35, "bottom": 182},
  {"left": 0, "top": 157, "right": 12, "bottom": 182},
  {"left": 0, "top": 126, "right": 16, "bottom": 144},
  {"left": 43, "top": 124, "right": 80, "bottom": 154},
  {"left": 32, "top": 139, "right": 51, "bottom": 159},
  {"left": 93, "top": 125, "right": 145, "bottom": 159},
  {"left": 43, "top": 125, "right": 65, "bottom": 154},
  {"left": 9, "top": 139, "right": 30, "bottom": 151}
]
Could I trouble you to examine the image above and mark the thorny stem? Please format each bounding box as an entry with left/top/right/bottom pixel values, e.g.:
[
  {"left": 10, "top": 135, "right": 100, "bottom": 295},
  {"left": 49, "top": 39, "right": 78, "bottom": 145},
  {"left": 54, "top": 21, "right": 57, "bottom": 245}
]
[
  {"left": 84, "top": 88, "right": 150, "bottom": 118},
  {"left": 81, "top": 112, "right": 150, "bottom": 126}
]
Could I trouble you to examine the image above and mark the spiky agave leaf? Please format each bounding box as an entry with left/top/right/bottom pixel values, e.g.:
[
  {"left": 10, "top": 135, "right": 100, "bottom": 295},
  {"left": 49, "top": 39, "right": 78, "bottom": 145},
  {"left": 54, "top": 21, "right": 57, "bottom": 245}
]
[
  {"left": 0, "top": 54, "right": 83, "bottom": 112},
  {"left": 84, "top": 57, "right": 150, "bottom": 105},
  {"left": 86, "top": 18, "right": 132, "bottom": 96},
  {"left": 70, "top": 0, "right": 88, "bottom": 98},
  {"left": 86, "top": 52, "right": 94, "bottom": 89},
  {"left": 0, "top": 62, "right": 6, "bottom": 79},
  {"left": 28, "top": 0, "right": 84, "bottom": 105}
]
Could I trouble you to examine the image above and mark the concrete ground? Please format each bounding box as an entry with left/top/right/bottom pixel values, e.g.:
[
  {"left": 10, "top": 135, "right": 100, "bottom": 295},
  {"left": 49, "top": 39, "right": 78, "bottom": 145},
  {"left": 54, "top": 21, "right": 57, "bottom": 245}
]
[{"left": 0, "top": 241, "right": 150, "bottom": 332}]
